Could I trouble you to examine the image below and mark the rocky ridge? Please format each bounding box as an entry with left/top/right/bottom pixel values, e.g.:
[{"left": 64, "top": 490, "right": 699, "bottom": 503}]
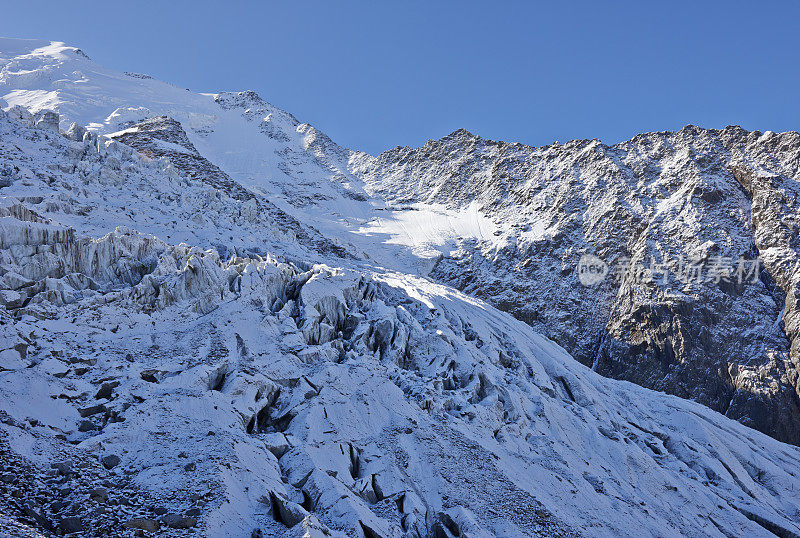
[{"left": 350, "top": 125, "right": 800, "bottom": 445}]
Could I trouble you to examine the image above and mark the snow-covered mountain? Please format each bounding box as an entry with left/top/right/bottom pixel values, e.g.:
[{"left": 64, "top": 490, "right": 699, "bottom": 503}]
[
  {"left": 2, "top": 38, "right": 800, "bottom": 537},
  {"left": 350, "top": 125, "right": 800, "bottom": 447}
]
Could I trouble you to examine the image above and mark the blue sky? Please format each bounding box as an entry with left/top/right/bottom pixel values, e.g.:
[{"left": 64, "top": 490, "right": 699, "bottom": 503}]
[{"left": 2, "top": 1, "right": 799, "bottom": 154}]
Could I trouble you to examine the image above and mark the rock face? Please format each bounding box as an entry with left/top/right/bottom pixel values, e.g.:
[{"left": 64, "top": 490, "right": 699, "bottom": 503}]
[{"left": 350, "top": 126, "right": 800, "bottom": 444}]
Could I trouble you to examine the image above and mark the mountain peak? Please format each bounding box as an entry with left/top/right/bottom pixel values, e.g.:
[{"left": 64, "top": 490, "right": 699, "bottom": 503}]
[
  {"left": 444, "top": 127, "right": 478, "bottom": 140},
  {"left": 0, "top": 37, "right": 90, "bottom": 61}
]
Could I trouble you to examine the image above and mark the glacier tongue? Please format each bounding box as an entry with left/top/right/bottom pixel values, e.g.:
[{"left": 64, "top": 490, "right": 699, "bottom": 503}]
[{"left": 1, "top": 38, "right": 800, "bottom": 537}]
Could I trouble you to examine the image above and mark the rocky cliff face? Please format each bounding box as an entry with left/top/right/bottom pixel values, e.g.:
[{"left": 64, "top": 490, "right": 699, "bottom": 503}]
[{"left": 350, "top": 126, "right": 800, "bottom": 445}]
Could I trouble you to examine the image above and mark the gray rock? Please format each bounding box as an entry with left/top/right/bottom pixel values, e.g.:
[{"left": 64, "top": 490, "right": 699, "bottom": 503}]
[
  {"left": 78, "top": 420, "right": 99, "bottom": 432},
  {"left": 89, "top": 487, "right": 108, "bottom": 502},
  {"left": 21, "top": 501, "right": 49, "bottom": 529},
  {"left": 58, "top": 516, "right": 83, "bottom": 534},
  {"left": 101, "top": 454, "right": 120, "bottom": 469},
  {"left": 124, "top": 518, "right": 160, "bottom": 532},
  {"left": 95, "top": 381, "right": 119, "bottom": 400},
  {"left": 161, "top": 513, "right": 197, "bottom": 529},
  {"left": 51, "top": 461, "right": 73, "bottom": 476},
  {"left": 78, "top": 404, "right": 107, "bottom": 418}
]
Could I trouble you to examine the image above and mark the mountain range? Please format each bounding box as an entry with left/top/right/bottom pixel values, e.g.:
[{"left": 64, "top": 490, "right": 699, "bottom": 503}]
[{"left": 1, "top": 38, "right": 799, "bottom": 537}]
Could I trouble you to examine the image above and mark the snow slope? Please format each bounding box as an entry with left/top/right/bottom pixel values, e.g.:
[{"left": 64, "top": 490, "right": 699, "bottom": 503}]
[
  {"left": 0, "top": 39, "right": 498, "bottom": 275},
  {"left": 1, "top": 38, "right": 800, "bottom": 537}
]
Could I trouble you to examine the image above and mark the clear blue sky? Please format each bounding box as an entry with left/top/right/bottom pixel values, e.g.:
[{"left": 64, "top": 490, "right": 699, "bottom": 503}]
[{"left": 2, "top": 1, "right": 799, "bottom": 155}]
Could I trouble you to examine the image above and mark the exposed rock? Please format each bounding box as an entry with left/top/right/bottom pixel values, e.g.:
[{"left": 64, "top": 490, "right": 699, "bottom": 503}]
[
  {"left": 123, "top": 517, "right": 160, "bottom": 532},
  {"left": 100, "top": 455, "right": 120, "bottom": 470},
  {"left": 109, "top": 115, "right": 351, "bottom": 260},
  {"left": 50, "top": 461, "right": 73, "bottom": 476},
  {"left": 78, "top": 404, "right": 107, "bottom": 419},
  {"left": 57, "top": 516, "right": 83, "bottom": 534},
  {"left": 78, "top": 420, "right": 99, "bottom": 432},
  {"left": 89, "top": 487, "right": 109, "bottom": 502},
  {"left": 161, "top": 513, "right": 197, "bottom": 529},
  {"left": 95, "top": 381, "right": 120, "bottom": 400}
]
